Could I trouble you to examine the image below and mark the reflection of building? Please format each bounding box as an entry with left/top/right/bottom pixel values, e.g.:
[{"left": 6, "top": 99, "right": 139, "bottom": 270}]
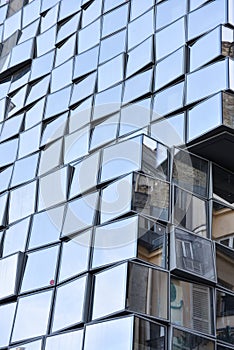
[{"left": 0, "top": 0, "right": 233, "bottom": 349}]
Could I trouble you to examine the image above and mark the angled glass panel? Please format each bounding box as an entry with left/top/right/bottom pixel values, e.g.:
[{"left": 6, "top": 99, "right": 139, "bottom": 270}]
[
  {"left": 9, "top": 37, "right": 34, "bottom": 68},
  {"left": 41, "top": 112, "right": 67, "bottom": 147},
  {"left": 155, "top": 47, "right": 185, "bottom": 91},
  {"left": 188, "top": 0, "right": 226, "bottom": 41},
  {"left": 3, "top": 10, "right": 21, "bottom": 40},
  {"left": 0, "top": 252, "right": 24, "bottom": 299},
  {"left": 78, "top": 19, "right": 100, "bottom": 53},
  {"left": 11, "top": 153, "right": 39, "bottom": 187},
  {"left": 30, "top": 51, "right": 54, "bottom": 82},
  {"left": 126, "top": 36, "right": 154, "bottom": 78},
  {"left": 29, "top": 205, "right": 64, "bottom": 249},
  {"left": 45, "top": 85, "right": 71, "bottom": 119},
  {"left": 98, "top": 54, "right": 124, "bottom": 91},
  {"left": 171, "top": 278, "right": 214, "bottom": 335},
  {"left": 82, "top": 0, "right": 102, "bottom": 27},
  {"left": 223, "top": 91, "right": 234, "bottom": 128},
  {"left": 59, "top": 229, "right": 92, "bottom": 282},
  {"left": 41, "top": 3, "right": 59, "bottom": 32},
  {"left": 73, "top": 46, "right": 99, "bottom": 80},
  {"left": 173, "top": 186, "right": 208, "bottom": 237},
  {"left": 90, "top": 113, "right": 119, "bottom": 151},
  {"left": 100, "top": 135, "right": 142, "bottom": 183},
  {"left": 69, "top": 97, "right": 93, "bottom": 132},
  {"left": 0, "top": 138, "right": 18, "bottom": 168},
  {"left": 24, "top": 98, "right": 45, "bottom": 129},
  {"left": 9, "top": 66, "right": 31, "bottom": 94},
  {"left": 21, "top": 245, "right": 59, "bottom": 293},
  {"left": 52, "top": 275, "right": 87, "bottom": 332},
  {"left": 187, "top": 93, "right": 222, "bottom": 141},
  {"left": 12, "top": 290, "right": 53, "bottom": 342},
  {"left": 22, "top": 0, "right": 40, "bottom": 27},
  {"left": 99, "top": 29, "right": 126, "bottom": 64},
  {"left": 156, "top": 0, "right": 187, "bottom": 30},
  {"left": 18, "top": 124, "right": 41, "bottom": 159},
  {"left": 56, "top": 13, "right": 80, "bottom": 44},
  {"left": 92, "top": 83, "right": 122, "bottom": 121},
  {"left": 190, "top": 0, "right": 209, "bottom": 12},
  {"left": 45, "top": 329, "right": 83, "bottom": 350},
  {"left": 0, "top": 302, "right": 16, "bottom": 348},
  {"left": 0, "top": 192, "right": 7, "bottom": 228},
  {"left": 38, "top": 167, "right": 68, "bottom": 211},
  {"left": 128, "top": 9, "right": 154, "bottom": 50},
  {"left": 3, "top": 217, "right": 30, "bottom": 257},
  {"left": 216, "top": 290, "right": 234, "bottom": 345},
  {"left": 0, "top": 78, "right": 11, "bottom": 100},
  {"left": 151, "top": 113, "right": 185, "bottom": 147},
  {"left": 104, "top": 0, "right": 126, "bottom": 13},
  {"left": 9, "top": 181, "right": 37, "bottom": 223},
  {"left": 153, "top": 81, "right": 184, "bottom": 118},
  {"left": 59, "top": 0, "right": 82, "bottom": 22},
  {"left": 186, "top": 60, "right": 228, "bottom": 105},
  {"left": 39, "top": 138, "right": 62, "bottom": 174},
  {"left": 64, "top": 126, "right": 89, "bottom": 164},
  {"left": 212, "top": 201, "right": 234, "bottom": 243},
  {"left": 9, "top": 339, "right": 42, "bottom": 350},
  {"left": 173, "top": 148, "right": 209, "bottom": 197},
  {"left": 172, "top": 328, "right": 215, "bottom": 349},
  {"left": 18, "top": 19, "right": 40, "bottom": 44},
  {"left": 216, "top": 243, "right": 234, "bottom": 291},
  {"left": 69, "top": 152, "right": 100, "bottom": 198},
  {"left": 171, "top": 229, "right": 216, "bottom": 282},
  {"left": 212, "top": 164, "right": 234, "bottom": 205},
  {"left": 102, "top": 4, "right": 128, "bottom": 38},
  {"left": 55, "top": 34, "right": 76, "bottom": 67},
  {"left": 84, "top": 316, "right": 133, "bottom": 350},
  {"left": 123, "top": 68, "right": 153, "bottom": 104},
  {"left": 70, "top": 73, "right": 96, "bottom": 107},
  {"left": 130, "top": 0, "right": 154, "bottom": 20},
  {"left": 62, "top": 192, "right": 98, "bottom": 238},
  {"left": 8, "top": 86, "right": 28, "bottom": 117},
  {"left": 36, "top": 25, "right": 56, "bottom": 57},
  {"left": 156, "top": 17, "right": 185, "bottom": 61},
  {"left": 26, "top": 75, "right": 50, "bottom": 105},
  {"left": 0, "top": 166, "right": 13, "bottom": 193},
  {"left": 51, "top": 58, "right": 73, "bottom": 93},
  {"left": 41, "top": 0, "right": 59, "bottom": 14},
  {"left": 0, "top": 113, "right": 23, "bottom": 142}
]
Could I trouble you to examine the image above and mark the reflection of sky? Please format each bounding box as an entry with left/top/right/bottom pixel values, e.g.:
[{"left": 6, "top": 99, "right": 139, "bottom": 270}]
[
  {"left": 0, "top": 303, "right": 16, "bottom": 347},
  {"left": 11, "top": 339, "right": 42, "bottom": 350},
  {"left": 45, "top": 329, "right": 83, "bottom": 350}
]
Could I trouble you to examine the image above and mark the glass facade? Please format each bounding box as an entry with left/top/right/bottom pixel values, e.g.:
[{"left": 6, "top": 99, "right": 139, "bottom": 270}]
[{"left": 0, "top": 0, "right": 233, "bottom": 349}]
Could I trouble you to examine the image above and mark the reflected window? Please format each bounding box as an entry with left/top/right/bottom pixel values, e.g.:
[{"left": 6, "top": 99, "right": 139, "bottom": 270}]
[
  {"left": 216, "top": 243, "right": 234, "bottom": 291},
  {"left": 212, "top": 164, "right": 234, "bottom": 205},
  {"left": 216, "top": 290, "right": 234, "bottom": 345}
]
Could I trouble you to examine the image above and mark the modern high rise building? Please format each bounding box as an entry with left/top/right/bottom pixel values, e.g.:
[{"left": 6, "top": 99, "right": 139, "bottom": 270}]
[{"left": 0, "top": 0, "right": 233, "bottom": 349}]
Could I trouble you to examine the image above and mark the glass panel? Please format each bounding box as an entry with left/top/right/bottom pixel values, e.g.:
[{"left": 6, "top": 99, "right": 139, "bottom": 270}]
[
  {"left": 18, "top": 124, "right": 41, "bottom": 158},
  {"left": 171, "top": 278, "right": 214, "bottom": 335},
  {"left": 98, "top": 54, "right": 124, "bottom": 91},
  {"left": 100, "top": 136, "right": 142, "bottom": 183},
  {"left": 41, "top": 3, "right": 59, "bottom": 32},
  {"left": 0, "top": 166, "right": 12, "bottom": 193},
  {"left": 12, "top": 290, "right": 53, "bottom": 342},
  {"left": 0, "top": 253, "right": 23, "bottom": 299},
  {"left": 59, "top": 0, "right": 82, "bottom": 22},
  {"left": 56, "top": 13, "right": 80, "bottom": 44},
  {"left": 216, "top": 243, "right": 234, "bottom": 291},
  {"left": 172, "top": 328, "right": 215, "bottom": 349},
  {"left": 69, "top": 97, "right": 92, "bottom": 132},
  {"left": 70, "top": 73, "right": 96, "bottom": 107},
  {"left": 51, "top": 58, "right": 73, "bottom": 93},
  {"left": 9, "top": 38, "right": 34, "bottom": 68},
  {"left": 186, "top": 60, "right": 228, "bottom": 105},
  {"left": 70, "top": 152, "right": 100, "bottom": 198},
  {"left": 89, "top": 114, "right": 119, "bottom": 151},
  {"left": 78, "top": 19, "right": 100, "bottom": 53},
  {"left": 9, "top": 181, "right": 37, "bottom": 223},
  {"left": 0, "top": 113, "right": 23, "bottom": 142},
  {"left": 151, "top": 113, "right": 185, "bottom": 147},
  {"left": 82, "top": 0, "right": 102, "bottom": 27},
  {"left": 128, "top": 9, "right": 154, "bottom": 50},
  {"left": 130, "top": 0, "right": 154, "bottom": 20},
  {"left": 52, "top": 276, "right": 87, "bottom": 332},
  {"left": 172, "top": 229, "right": 216, "bottom": 281},
  {"left": 62, "top": 192, "right": 98, "bottom": 237},
  {"left": 3, "top": 10, "right": 21, "bottom": 40},
  {"left": 20, "top": 245, "right": 59, "bottom": 293},
  {"left": 38, "top": 167, "right": 68, "bottom": 211},
  {"left": 40, "top": 113, "right": 67, "bottom": 147},
  {"left": 173, "top": 148, "right": 209, "bottom": 197},
  {"left": 29, "top": 205, "right": 64, "bottom": 249},
  {"left": 84, "top": 316, "right": 133, "bottom": 350},
  {"left": 3, "top": 217, "right": 30, "bottom": 257},
  {"left": 8, "top": 86, "right": 27, "bottom": 117},
  {"left": 212, "top": 164, "right": 234, "bottom": 205},
  {"left": 0, "top": 192, "right": 7, "bottom": 227},
  {"left": 38, "top": 138, "right": 63, "bottom": 175},
  {"left": 9, "top": 66, "right": 31, "bottom": 94},
  {"left": 9, "top": 339, "right": 42, "bottom": 350},
  {"left": 59, "top": 229, "right": 91, "bottom": 282},
  {"left": 45, "top": 85, "right": 71, "bottom": 119},
  {"left": 99, "top": 29, "right": 126, "bottom": 64},
  {"left": 154, "top": 80, "right": 184, "bottom": 119},
  {"left": 22, "top": 0, "right": 40, "bottom": 28},
  {"left": 102, "top": 4, "right": 128, "bottom": 38},
  {"left": 26, "top": 76, "right": 50, "bottom": 106},
  {"left": 156, "top": 0, "right": 187, "bottom": 30},
  {"left": 18, "top": 19, "right": 40, "bottom": 44},
  {"left": 155, "top": 47, "right": 184, "bottom": 91},
  {"left": 36, "top": 25, "right": 56, "bottom": 57},
  {"left": 92, "top": 263, "right": 127, "bottom": 320},
  {"left": 173, "top": 186, "right": 208, "bottom": 237},
  {"left": 30, "top": 51, "right": 55, "bottom": 82},
  {"left": 212, "top": 201, "right": 234, "bottom": 243},
  {"left": 73, "top": 46, "right": 99, "bottom": 80},
  {"left": 45, "top": 329, "right": 83, "bottom": 350},
  {"left": 64, "top": 126, "right": 89, "bottom": 164},
  {"left": 55, "top": 34, "right": 76, "bottom": 67},
  {"left": 11, "top": 153, "right": 39, "bottom": 187},
  {"left": 223, "top": 91, "right": 234, "bottom": 128},
  {"left": 156, "top": 17, "right": 185, "bottom": 61},
  {"left": 187, "top": 93, "right": 222, "bottom": 141},
  {"left": 216, "top": 290, "right": 234, "bottom": 345},
  {"left": 24, "top": 98, "right": 45, "bottom": 129},
  {"left": 123, "top": 68, "right": 153, "bottom": 104},
  {"left": 0, "top": 138, "right": 18, "bottom": 168},
  {"left": 0, "top": 302, "right": 16, "bottom": 347}
]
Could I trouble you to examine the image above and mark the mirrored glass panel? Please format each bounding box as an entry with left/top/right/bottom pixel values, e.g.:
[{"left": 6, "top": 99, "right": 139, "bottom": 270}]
[
  {"left": 212, "top": 164, "right": 234, "bottom": 205},
  {"left": 37, "top": 26, "right": 56, "bottom": 57},
  {"left": 216, "top": 290, "right": 234, "bottom": 345},
  {"left": 156, "top": 0, "right": 187, "bottom": 30},
  {"left": 0, "top": 166, "right": 12, "bottom": 193},
  {"left": 171, "top": 278, "right": 214, "bottom": 335},
  {"left": 11, "top": 153, "right": 39, "bottom": 187},
  {"left": 69, "top": 97, "right": 93, "bottom": 132},
  {"left": 20, "top": 245, "right": 59, "bottom": 293},
  {"left": 0, "top": 302, "right": 16, "bottom": 347},
  {"left": 78, "top": 19, "right": 100, "bottom": 53},
  {"left": 171, "top": 229, "right": 216, "bottom": 282},
  {"left": 38, "top": 138, "right": 63, "bottom": 175},
  {"left": 70, "top": 73, "right": 96, "bottom": 107},
  {"left": 98, "top": 54, "right": 124, "bottom": 91},
  {"left": 99, "top": 29, "right": 126, "bottom": 64},
  {"left": 30, "top": 51, "right": 54, "bottom": 82},
  {"left": 45, "top": 329, "right": 83, "bottom": 350},
  {"left": 0, "top": 138, "right": 18, "bottom": 168},
  {"left": 3, "top": 217, "right": 30, "bottom": 257},
  {"left": 59, "top": 229, "right": 91, "bottom": 282},
  {"left": 102, "top": 4, "right": 128, "bottom": 38},
  {"left": 0, "top": 192, "right": 8, "bottom": 227},
  {"left": 172, "top": 327, "right": 215, "bottom": 350},
  {"left": 0, "top": 113, "right": 23, "bottom": 142},
  {"left": 9, "top": 339, "right": 42, "bottom": 350},
  {"left": 64, "top": 126, "right": 89, "bottom": 164},
  {"left": 73, "top": 46, "right": 98, "bottom": 80},
  {"left": 0, "top": 252, "right": 24, "bottom": 299},
  {"left": 45, "top": 85, "right": 71, "bottom": 119},
  {"left": 128, "top": 9, "right": 154, "bottom": 50},
  {"left": 9, "top": 37, "right": 34, "bottom": 68},
  {"left": 123, "top": 68, "right": 153, "bottom": 104},
  {"left": 59, "top": 0, "right": 81, "bottom": 22},
  {"left": 18, "top": 124, "right": 41, "bottom": 159},
  {"left": 51, "top": 58, "right": 73, "bottom": 93},
  {"left": 173, "top": 186, "right": 208, "bottom": 237},
  {"left": 52, "top": 275, "right": 87, "bottom": 332},
  {"left": 55, "top": 34, "right": 76, "bottom": 67},
  {"left": 56, "top": 13, "right": 80, "bottom": 44},
  {"left": 12, "top": 290, "right": 53, "bottom": 342},
  {"left": 216, "top": 243, "right": 234, "bottom": 291},
  {"left": 41, "top": 113, "right": 67, "bottom": 147},
  {"left": 62, "top": 192, "right": 98, "bottom": 238},
  {"left": 90, "top": 113, "right": 119, "bottom": 151}
]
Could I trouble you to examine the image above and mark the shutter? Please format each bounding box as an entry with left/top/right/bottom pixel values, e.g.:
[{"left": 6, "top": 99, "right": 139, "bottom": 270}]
[{"left": 192, "top": 285, "right": 211, "bottom": 334}]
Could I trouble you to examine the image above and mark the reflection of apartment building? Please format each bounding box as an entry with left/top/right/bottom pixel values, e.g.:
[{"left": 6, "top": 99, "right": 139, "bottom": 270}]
[{"left": 0, "top": 0, "right": 233, "bottom": 349}]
